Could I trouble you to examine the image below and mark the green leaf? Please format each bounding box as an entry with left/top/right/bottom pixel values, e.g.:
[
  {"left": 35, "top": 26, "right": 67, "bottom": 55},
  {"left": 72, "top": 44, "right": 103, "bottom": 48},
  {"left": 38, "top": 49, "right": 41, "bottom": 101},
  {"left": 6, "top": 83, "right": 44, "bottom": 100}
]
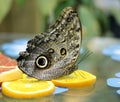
[
  {"left": 81, "top": 0, "right": 94, "bottom": 7},
  {"left": 16, "top": 0, "right": 26, "bottom": 6},
  {"left": 78, "top": 6, "right": 101, "bottom": 37},
  {"left": 110, "top": 8, "right": 120, "bottom": 24},
  {"left": 93, "top": 8, "right": 109, "bottom": 33},
  {"left": 0, "top": 0, "right": 12, "bottom": 23},
  {"left": 38, "top": 0, "right": 58, "bottom": 16}
]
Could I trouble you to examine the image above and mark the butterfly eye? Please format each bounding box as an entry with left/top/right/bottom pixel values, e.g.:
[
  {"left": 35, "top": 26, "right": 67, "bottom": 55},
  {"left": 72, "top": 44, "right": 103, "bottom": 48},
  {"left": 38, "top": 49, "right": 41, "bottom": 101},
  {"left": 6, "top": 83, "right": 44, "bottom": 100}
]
[
  {"left": 60, "top": 48, "right": 67, "bottom": 55},
  {"left": 35, "top": 56, "right": 48, "bottom": 68}
]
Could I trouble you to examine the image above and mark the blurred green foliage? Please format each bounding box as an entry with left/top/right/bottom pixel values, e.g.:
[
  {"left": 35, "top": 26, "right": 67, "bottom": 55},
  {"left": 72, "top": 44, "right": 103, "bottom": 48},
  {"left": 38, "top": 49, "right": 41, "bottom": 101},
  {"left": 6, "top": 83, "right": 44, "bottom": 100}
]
[
  {"left": 15, "top": 0, "right": 26, "bottom": 6},
  {"left": 39, "top": 0, "right": 110, "bottom": 37},
  {"left": 53, "top": 0, "right": 109, "bottom": 37},
  {"left": 38, "top": 0, "right": 58, "bottom": 31},
  {"left": 38, "top": 0, "right": 57, "bottom": 16},
  {"left": 0, "top": 0, "right": 119, "bottom": 37},
  {"left": 0, "top": 0, "right": 12, "bottom": 23},
  {"left": 78, "top": 6, "right": 101, "bottom": 37},
  {"left": 54, "top": 0, "right": 76, "bottom": 18},
  {"left": 110, "top": 8, "right": 120, "bottom": 24}
]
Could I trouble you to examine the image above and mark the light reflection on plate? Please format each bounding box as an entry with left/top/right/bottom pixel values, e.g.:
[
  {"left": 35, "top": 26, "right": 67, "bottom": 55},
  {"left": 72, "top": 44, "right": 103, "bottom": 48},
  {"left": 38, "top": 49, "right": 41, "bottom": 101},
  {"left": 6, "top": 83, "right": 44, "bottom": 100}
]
[
  {"left": 1, "top": 39, "right": 28, "bottom": 58},
  {"left": 62, "top": 86, "right": 94, "bottom": 96},
  {"left": 54, "top": 87, "right": 68, "bottom": 95},
  {"left": 107, "top": 78, "right": 120, "bottom": 88},
  {"left": 111, "top": 55, "right": 120, "bottom": 61},
  {"left": 107, "top": 72, "right": 120, "bottom": 95},
  {"left": 116, "top": 89, "right": 120, "bottom": 95},
  {"left": 115, "top": 72, "right": 120, "bottom": 77},
  {"left": 102, "top": 44, "right": 120, "bottom": 62}
]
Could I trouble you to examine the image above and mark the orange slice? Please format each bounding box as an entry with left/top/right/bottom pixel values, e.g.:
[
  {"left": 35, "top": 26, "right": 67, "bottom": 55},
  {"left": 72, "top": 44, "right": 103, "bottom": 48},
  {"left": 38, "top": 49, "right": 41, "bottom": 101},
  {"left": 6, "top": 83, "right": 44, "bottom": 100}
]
[
  {"left": 2, "top": 78, "right": 55, "bottom": 98},
  {"left": 52, "top": 70, "right": 96, "bottom": 88},
  {"left": 0, "top": 67, "right": 23, "bottom": 82}
]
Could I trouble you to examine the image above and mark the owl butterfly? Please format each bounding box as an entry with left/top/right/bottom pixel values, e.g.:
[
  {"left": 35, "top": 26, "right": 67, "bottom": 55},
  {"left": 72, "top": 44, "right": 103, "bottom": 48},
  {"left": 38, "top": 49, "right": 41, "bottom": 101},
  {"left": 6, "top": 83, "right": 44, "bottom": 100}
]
[{"left": 17, "top": 7, "right": 82, "bottom": 80}]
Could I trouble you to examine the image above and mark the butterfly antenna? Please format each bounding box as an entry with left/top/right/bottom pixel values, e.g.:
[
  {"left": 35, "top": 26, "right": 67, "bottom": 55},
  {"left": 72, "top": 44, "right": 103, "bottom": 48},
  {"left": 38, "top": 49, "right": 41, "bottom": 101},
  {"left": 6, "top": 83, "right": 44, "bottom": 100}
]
[{"left": 75, "top": 48, "right": 92, "bottom": 67}]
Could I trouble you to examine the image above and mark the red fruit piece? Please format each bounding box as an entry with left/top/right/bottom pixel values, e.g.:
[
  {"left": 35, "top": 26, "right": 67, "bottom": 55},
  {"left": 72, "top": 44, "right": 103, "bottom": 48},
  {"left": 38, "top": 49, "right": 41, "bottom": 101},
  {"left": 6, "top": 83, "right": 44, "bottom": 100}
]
[{"left": 0, "top": 53, "right": 17, "bottom": 66}]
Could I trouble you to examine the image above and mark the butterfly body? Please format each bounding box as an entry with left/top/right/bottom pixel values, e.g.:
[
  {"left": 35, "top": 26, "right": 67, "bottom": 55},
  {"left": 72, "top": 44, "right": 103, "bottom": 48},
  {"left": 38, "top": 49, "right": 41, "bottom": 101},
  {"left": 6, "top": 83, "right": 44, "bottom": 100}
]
[{"left": 17, "top": 7, "right": 82, "bottom": 80}]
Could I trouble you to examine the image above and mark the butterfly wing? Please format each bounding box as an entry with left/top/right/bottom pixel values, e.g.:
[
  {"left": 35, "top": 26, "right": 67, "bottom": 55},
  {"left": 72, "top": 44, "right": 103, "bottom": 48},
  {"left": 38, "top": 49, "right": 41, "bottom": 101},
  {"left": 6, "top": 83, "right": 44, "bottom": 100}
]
[{"left": 17, "top": 7, "right": 82, "bottom": 80}]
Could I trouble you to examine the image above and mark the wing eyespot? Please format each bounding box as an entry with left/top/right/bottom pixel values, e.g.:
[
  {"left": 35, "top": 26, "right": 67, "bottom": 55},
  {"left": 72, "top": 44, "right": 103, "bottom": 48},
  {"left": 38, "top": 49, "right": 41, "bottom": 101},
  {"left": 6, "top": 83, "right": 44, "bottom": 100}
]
[
  {"left": 60, "top": 48, "right": 67, "bottom": 55},
  {"left": 48, "top": 48, "right": 54, "bottom": 53},
  {"left": 35, "top": 56, "right": 48, "bottom": 68}
]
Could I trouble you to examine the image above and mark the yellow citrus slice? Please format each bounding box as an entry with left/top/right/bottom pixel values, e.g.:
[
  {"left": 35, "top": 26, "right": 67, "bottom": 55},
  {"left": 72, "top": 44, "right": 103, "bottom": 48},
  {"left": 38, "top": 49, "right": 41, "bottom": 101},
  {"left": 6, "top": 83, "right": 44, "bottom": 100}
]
[
  {"left": 0, "top": 53, "right": 22, "bottom": 83},
  {"left": 2, "top": 78, "right": 55, "bottom": 98},
  {"left": 52, "top": 70, "right": 96, "bottom": 88},
  {"left": 0, "top": 67, "right": 23, "bottom": 82}
]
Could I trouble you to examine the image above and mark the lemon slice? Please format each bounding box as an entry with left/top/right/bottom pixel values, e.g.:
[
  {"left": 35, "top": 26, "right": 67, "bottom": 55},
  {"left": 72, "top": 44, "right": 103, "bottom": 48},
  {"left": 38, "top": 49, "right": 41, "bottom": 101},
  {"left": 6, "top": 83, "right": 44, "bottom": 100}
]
[
  {"left": 2, "top": 78, "right": 55, "bottom": 98},
  {"left": 52, "top": 70, "right": 96, "bottom": 88},
  {"left": 0, "top": 67, "right": 23, "bottom": 82}
]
